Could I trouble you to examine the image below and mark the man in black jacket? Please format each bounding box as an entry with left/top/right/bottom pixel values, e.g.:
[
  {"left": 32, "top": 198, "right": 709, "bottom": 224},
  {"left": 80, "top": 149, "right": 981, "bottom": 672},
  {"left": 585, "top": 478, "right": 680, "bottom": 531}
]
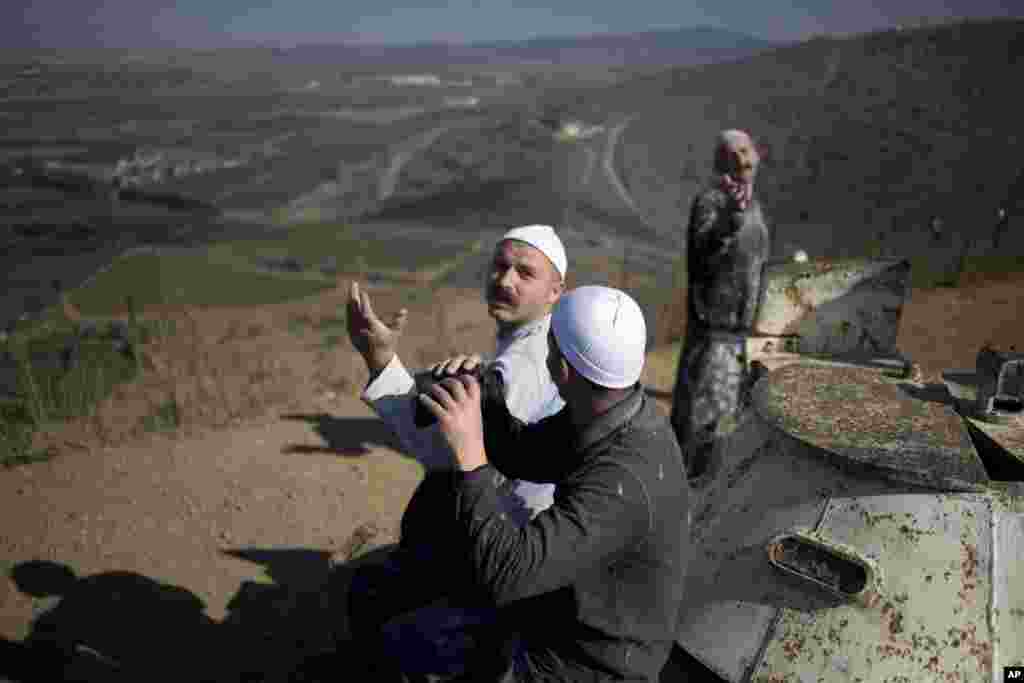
[{"left": 419, "top": 285, "right": 691, "bottom": 682}]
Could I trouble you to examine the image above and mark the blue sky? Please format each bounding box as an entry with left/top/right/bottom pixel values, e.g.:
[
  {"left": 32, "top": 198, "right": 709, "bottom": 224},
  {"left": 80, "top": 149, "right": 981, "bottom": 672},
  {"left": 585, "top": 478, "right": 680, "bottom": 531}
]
[{"left": 6, "top": 0, "right": 1023, "bottom": 48}]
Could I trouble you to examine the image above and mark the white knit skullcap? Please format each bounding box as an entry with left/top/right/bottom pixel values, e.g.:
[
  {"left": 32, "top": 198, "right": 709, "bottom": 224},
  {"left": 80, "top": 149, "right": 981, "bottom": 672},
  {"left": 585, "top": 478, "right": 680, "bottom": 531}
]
[
  {"left": 501, "top": 224, "right": 567, "bottom": 279},
  {"left": 551, "top": 286, "right": 646, "bottom": 389}
]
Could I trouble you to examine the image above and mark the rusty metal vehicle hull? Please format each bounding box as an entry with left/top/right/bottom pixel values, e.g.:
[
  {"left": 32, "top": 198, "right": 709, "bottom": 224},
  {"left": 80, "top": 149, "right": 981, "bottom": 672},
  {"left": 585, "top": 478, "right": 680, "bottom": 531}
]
[
  {"left": 672, "top": 371, "right": 1024, "bottom": 682},
  {"left": 667, "top": 258, "right": 1024, "bottom": 683}
]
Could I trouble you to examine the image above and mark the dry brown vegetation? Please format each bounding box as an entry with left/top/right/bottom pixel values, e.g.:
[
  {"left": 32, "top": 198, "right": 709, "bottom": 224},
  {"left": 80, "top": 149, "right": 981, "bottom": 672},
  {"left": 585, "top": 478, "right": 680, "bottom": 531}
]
[{"left": 9, "top": 275, "right": 499, "bottom": 463}]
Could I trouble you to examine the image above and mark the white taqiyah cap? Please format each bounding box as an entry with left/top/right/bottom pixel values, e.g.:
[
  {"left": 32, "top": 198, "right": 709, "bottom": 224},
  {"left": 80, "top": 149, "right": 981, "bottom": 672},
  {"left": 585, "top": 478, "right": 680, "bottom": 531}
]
[
  {"left": 501, "top": 224, "right": 567, "bottom": 279},
  {"left": 551, "top": 285, "right": 646, "bottom": 389}
]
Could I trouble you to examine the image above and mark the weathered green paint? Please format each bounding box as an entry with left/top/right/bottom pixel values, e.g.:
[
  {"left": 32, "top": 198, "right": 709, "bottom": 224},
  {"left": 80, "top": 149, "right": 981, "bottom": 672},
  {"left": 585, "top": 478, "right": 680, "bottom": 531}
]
[
  {"left": 753, "top": 258, "right": 911, "bottom": 356},
  {"left": 672, "top": 357, "right": 1024, "bottom": 683},
  {"left": 754, "top": 363, "right": 988, "bottom": 492},
  {"left": 755, "top": 495, "right": 997, "bottom": 682}
]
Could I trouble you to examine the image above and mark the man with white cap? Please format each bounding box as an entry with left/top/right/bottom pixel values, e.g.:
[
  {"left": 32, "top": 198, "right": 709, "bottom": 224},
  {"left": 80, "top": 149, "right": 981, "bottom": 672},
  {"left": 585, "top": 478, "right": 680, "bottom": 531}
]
[
  {"left": 346, "top": 224, "right": 567, "bottom": 532},
  {"left": 340, "top": 224, "right": 569, "bottom": 678},
  {"left": 418, "top": 285, "right": 691, "bottom": 682}
]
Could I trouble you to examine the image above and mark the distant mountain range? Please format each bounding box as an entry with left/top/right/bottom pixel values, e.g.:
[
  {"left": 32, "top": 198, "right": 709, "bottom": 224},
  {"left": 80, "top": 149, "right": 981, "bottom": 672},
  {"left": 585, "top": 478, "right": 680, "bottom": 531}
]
[{"left": 269, "top": 26, "right": 784, "bottom": 66}]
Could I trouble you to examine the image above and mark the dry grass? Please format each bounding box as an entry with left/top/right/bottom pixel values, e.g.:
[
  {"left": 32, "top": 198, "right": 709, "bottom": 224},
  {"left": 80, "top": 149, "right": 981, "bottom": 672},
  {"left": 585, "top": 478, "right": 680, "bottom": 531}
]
[
  {"left": 15, "top": 304, "right": 310, "bottom": 459},
  {"left": 1, "top": 274, "right": 499, "bottom": 466}
]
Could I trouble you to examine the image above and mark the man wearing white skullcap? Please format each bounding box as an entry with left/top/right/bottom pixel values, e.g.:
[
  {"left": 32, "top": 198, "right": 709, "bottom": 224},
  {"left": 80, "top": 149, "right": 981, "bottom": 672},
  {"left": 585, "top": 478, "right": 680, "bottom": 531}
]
[
  {"left": 347, "top": 223, "right": 567, "bottom": 517},
  {"left": 341, "top": 224, "right": 569, "bottom": 678},
  {"left": 417, "top": 285, "right": 691, "bottom": 682}
]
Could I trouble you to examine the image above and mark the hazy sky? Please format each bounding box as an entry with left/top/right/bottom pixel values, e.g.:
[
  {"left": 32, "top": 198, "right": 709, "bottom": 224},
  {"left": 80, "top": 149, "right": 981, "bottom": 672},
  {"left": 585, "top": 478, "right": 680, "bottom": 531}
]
[{"left": 6, "top": 0, "right": 1023, "bottom": 48}]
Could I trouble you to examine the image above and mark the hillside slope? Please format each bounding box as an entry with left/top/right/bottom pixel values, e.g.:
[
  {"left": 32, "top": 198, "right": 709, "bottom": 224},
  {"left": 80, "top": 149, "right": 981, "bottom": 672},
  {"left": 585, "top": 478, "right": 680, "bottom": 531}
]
[{"left": 577, "top": 18, "right": 1024, "bottom": 262}]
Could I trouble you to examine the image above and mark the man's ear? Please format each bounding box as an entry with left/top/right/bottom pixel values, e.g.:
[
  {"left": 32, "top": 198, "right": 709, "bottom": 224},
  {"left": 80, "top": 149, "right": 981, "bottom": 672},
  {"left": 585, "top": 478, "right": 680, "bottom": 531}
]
[{"left": 548, "top": 274, "right": 565, "bottom": 305}]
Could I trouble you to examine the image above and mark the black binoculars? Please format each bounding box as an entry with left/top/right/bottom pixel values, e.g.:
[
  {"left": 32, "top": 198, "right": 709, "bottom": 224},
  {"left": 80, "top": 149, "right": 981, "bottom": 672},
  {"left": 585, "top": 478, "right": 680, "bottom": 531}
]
[{"left": 412, "top": 364, "right": 506, "bottom": 428}]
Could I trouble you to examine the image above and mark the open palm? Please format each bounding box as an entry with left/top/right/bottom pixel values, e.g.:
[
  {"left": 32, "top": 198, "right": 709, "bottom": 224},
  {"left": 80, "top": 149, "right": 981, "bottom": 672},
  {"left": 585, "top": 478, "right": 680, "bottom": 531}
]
[{"left": 346, "top": 281, "right": 407, "bottom": 370}]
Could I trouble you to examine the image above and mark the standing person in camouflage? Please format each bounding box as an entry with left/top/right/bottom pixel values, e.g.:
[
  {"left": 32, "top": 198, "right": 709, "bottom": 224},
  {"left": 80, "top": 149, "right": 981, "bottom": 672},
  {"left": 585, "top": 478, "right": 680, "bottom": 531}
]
[{"left": 671, "top": 129, "right": 771, "bottom": 480}]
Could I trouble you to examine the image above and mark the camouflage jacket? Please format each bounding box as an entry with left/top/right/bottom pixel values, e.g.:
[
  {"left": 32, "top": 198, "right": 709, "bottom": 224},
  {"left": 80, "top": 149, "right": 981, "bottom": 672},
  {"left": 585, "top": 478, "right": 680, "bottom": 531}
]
[{"left": 685, "top": 186, "right": 771, "bottom": 334}]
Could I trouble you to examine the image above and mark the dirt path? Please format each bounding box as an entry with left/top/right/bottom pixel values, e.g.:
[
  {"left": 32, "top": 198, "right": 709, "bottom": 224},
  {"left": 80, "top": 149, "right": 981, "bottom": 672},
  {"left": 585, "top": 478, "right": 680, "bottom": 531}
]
[
  {"left": 378, "top": 125, "right": 456, "bottom": 202},
  {"left": 604, "top": 116, "right": 642, "bottom": 216}
]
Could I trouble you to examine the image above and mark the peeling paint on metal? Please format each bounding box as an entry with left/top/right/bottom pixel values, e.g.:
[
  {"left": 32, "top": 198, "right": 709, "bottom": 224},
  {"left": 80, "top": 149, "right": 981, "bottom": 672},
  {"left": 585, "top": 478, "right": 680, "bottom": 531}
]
[
  {"left": 957, "top": 538, "right": 978, "bottom": 610},
  {"left": 753, "top": 258, "right": 910, "bottom": 355},
  {"left": 754, "top": 362, "right": 987, "bottom": 492},
  {"left": 994, "top": 511, "right": 1024, "bottom": 678},
  {"left": 753, "top": 494, "right": 999, "bottom": 681},
  {"left": 675, "top": 356, "right": 1024, "bottom": 683},
  {"left": 987, "top": 499, "right": 998, "bottom": 683}
]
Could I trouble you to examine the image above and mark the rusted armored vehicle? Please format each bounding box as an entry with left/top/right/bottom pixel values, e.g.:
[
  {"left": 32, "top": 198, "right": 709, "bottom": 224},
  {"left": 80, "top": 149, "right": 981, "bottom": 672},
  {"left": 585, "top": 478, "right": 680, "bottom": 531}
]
[{"left": 664, "top": 258, "right": 1024, "bottom": 683}]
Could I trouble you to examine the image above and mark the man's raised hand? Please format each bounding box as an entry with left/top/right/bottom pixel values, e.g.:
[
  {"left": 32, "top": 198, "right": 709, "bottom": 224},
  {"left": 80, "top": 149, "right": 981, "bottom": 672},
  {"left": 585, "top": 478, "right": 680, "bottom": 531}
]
[{"left": 346, "top": 281, "right": 408, "bottom": 374}]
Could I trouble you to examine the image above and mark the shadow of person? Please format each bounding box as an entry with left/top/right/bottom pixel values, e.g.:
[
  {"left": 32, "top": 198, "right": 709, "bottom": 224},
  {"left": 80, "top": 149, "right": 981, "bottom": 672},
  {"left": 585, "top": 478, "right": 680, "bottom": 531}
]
[
  {"left": 223, "top": 545, "right": 405, "bottom": 682},
  {"left": 265, "top": 543, "right": 403, "bottom": 682},
  {"left": 278, "top": 413, "right": 405, "bottom": 457},
  {"left": 224, "top": 548, "right": 332, "bottom": 590},
  {"left": 9, "top": 560, "right": 226, "bottom": 683},
  {"left": 0, "top": 634, "right": 46, "bottom": 683},
  {"left": 220, "top": 548, "right": 344, "bottom": 681}
]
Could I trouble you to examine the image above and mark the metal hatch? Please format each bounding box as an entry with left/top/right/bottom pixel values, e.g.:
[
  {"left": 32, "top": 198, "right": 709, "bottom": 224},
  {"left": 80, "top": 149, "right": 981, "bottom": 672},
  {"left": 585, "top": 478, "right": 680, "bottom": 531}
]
[{"left": 752, "top": 361, "right": 989, "bottom": 492}]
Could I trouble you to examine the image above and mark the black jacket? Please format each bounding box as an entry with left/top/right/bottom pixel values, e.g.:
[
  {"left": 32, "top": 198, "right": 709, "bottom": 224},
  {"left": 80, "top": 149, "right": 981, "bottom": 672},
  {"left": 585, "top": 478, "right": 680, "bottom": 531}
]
[{"left": 455, "top": 385, "right": 691, "bottom": 682}]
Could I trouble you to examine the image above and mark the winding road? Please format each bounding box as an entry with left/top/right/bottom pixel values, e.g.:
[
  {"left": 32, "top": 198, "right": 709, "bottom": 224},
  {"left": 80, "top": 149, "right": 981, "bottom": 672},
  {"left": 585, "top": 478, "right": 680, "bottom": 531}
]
[
  {"left": 602, "top": 116, "right": 642, "bottom": 216},
  {"left": 580, "top": 146, "right": 597, "bottom": 187},
  {"left": 284, "top": 109, "right": 647, "bottom": 234},
  {"left": 378, "top": 124, "right": 456, "bottom": 202}
]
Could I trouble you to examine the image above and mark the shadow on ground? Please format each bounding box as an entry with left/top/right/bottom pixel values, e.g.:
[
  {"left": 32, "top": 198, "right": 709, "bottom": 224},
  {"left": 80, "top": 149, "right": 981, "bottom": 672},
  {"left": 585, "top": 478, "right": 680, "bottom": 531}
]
[
  {"left": 1, "top": 549, "right": 348, "bottom": 683},
  {"left": 278, "top": 412, "right": 405, "bottom": 457}
]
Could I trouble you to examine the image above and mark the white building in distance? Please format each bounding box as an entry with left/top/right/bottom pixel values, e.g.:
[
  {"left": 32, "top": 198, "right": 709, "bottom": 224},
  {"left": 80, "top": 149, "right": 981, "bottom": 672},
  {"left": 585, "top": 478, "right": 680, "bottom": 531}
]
[{"left": 387, "top": 74, "right": 442, "bottom": 86}]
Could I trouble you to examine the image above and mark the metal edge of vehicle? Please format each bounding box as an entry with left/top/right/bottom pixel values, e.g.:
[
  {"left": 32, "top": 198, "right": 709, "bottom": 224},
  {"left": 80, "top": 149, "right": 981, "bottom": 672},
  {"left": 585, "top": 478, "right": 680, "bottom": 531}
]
[{"left": 672, "top": 257, "right": 1024, "bottom": 683}]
